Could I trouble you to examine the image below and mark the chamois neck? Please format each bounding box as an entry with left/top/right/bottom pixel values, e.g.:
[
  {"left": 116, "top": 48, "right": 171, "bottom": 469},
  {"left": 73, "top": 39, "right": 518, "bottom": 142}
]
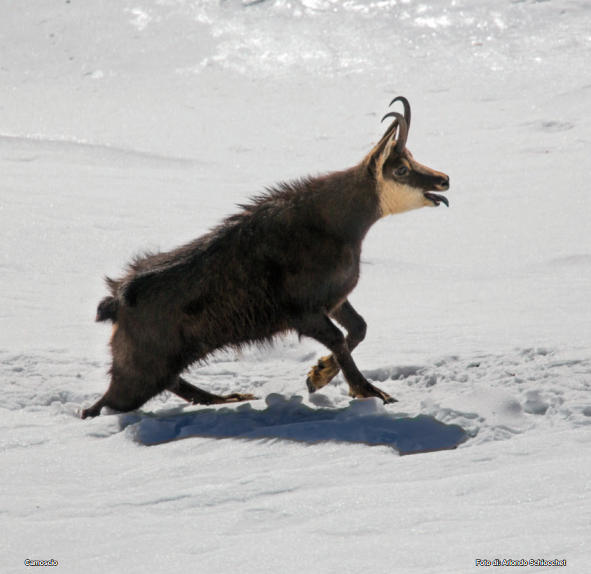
[{"left": 311, "top": 166, "right": 380, "bottom": 243}]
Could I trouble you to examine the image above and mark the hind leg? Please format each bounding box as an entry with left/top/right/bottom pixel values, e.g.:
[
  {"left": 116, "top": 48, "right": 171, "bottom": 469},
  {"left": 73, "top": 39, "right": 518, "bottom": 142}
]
[
  {"left": 81, "top": 381, "right": 161, "bottom": 419},
  {"left": 82, "top": 375, "right": 257, "bottom": 417},
  {"left": 81, "top": 383, "right": 154, "bottom": 418},
  {"left": 81, "top": 364, "right": 171, "bottom": 419},
  {"left": 169, "top": 376, "right": 257, "bottom": 405},
  {"left": 81, "top": 395, "right": 108, "bottom": 419}
]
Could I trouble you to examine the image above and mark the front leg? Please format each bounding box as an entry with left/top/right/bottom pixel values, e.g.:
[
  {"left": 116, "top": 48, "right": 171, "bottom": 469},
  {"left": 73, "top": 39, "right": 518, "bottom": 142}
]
[
  {"left": 296, "top": 312, "right": 395, "bottom": 404},
  {"left": 306, "top": 300, "right": 367, "bottom": 393}
]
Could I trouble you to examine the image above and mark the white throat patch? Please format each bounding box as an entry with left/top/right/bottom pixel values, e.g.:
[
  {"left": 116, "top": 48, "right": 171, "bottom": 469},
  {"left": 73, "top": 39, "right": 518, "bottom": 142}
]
[{"left": 378, "top": 179, "right": 431, "bottom": 217}]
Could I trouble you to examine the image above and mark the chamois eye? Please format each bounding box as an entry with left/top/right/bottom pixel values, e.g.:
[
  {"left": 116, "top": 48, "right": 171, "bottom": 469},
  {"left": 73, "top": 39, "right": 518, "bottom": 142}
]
[{"left": 395, "top": 165, "right": 409, "bottom": 177}]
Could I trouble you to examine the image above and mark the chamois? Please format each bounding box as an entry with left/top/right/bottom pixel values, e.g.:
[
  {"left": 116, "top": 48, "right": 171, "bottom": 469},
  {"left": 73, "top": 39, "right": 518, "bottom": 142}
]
[{"left": 81, "top": 97, "right": 449, "bottom": 418}]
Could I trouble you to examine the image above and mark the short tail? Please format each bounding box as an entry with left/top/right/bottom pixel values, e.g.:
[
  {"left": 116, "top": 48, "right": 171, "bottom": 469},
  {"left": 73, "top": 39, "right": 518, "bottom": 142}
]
[{"left": 96, "top": 296, "right": 119, "bottom": 322}]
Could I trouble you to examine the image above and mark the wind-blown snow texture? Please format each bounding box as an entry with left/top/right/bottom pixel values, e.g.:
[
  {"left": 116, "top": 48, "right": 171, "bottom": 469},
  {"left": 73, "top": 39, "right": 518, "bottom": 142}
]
[{"left": 1, "top": 1, "right": 590, "bottom": 573}]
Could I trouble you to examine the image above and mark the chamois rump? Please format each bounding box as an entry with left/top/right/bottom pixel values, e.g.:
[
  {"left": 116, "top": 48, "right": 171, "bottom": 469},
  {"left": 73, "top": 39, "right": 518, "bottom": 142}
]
[{"left": 81, "top": 97, "right": 450, "bottom": 419}]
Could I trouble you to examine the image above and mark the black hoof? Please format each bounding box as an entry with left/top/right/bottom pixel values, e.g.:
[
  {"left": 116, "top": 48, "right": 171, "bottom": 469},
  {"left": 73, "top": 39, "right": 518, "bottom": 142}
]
[
  {"left": 80, "top": 401, "right": 104, "bottom": 419},
  {"left": 80, "top": 407, "right": 96, "bottom": 419}
]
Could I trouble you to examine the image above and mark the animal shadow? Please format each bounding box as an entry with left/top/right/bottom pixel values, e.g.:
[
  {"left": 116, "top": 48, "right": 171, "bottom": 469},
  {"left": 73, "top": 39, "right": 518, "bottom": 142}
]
[{"left": 120, "top": 394, "right": 468, "bottom": 455}]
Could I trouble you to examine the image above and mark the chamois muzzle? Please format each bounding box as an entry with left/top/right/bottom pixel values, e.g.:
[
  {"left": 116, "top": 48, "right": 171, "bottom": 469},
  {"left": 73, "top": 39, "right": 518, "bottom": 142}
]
[{"left": 424, "top": 173, "right": 450, "bottom": 206}]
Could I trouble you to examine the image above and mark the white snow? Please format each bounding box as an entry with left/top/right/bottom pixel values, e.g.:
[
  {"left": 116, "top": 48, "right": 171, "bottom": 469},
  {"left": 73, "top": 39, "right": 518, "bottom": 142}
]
[{"left": 1, "top": 0, "right": 590, "bottom": 572}]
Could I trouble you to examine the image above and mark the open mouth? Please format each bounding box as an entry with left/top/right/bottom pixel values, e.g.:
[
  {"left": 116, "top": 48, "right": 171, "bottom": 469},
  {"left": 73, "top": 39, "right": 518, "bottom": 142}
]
[{"left": 424, "top": 192, "right": 449, "bottom": 207}]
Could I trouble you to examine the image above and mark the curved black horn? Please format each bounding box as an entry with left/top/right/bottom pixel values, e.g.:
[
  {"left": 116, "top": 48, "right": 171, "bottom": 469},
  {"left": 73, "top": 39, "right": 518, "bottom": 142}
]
[
  {"left": 380, "top": 111, "right": 408, "bottom": 154},
  {"left": 389, "top": 96, "right": 411, "bottom": 130}
]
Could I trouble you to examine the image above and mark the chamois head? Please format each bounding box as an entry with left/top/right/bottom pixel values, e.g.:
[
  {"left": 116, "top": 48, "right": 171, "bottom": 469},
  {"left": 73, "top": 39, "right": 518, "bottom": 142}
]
[{"left": 365, "top": 96, "right": 450, "bottom": 217}]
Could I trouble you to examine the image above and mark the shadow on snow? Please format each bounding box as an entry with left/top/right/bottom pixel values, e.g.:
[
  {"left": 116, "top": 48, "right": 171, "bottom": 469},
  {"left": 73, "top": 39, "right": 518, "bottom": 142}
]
[{"left": 120, "top": 394, "right": 468, "bottom": 455}]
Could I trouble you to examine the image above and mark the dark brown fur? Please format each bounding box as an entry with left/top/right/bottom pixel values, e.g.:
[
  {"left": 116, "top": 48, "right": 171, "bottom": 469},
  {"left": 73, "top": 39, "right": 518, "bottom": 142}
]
[{"left": 82, "top": 98, "right": 449, "bottom": 418}]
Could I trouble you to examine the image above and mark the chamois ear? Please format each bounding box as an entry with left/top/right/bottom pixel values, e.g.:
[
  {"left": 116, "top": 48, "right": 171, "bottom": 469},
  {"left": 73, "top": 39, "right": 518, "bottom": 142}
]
[{"left": 364, "top": 113, "right": 408, "bottom": 176}]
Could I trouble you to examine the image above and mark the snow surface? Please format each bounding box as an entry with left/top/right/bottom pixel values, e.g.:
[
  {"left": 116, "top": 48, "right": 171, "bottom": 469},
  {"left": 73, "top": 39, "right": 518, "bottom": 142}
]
[{"left": 1, "top": 1, "right": 590, "bottom": 572}]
